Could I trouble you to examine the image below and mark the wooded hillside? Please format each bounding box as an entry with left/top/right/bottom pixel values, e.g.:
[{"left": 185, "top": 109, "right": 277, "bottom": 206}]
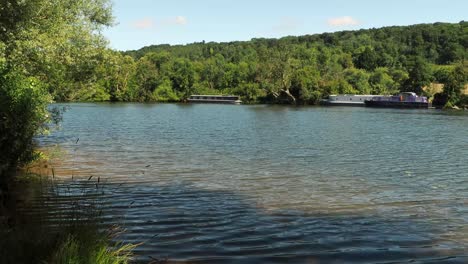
[{"left": 58, "top": 21, "right": 468, "bottom": 105}]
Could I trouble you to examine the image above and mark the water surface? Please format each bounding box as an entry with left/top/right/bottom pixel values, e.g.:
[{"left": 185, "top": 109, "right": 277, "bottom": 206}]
[{"left": 41, "top": 104, "right": 468, "bottom": 263}]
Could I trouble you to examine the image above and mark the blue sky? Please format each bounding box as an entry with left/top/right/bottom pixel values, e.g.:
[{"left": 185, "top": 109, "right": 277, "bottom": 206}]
[{"left": 103, "top": 0, "right": 467, "bottom": 51}]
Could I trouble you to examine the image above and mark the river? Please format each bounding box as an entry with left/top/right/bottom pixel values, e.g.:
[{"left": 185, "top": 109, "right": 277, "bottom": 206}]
[{"left": 40, "top": 103, "right": 468, "bottom": 263}]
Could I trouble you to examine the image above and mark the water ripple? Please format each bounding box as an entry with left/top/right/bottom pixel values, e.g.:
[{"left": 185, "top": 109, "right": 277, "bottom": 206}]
[{"left": 37, "top": 104, "right": 468, "bottom": 263}]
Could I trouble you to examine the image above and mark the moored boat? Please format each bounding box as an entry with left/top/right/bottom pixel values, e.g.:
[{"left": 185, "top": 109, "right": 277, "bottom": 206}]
[
  {"left": 188, "top": 95, "right": 242, "bottom": 104},
  {"left": 321, "top": 95, "right": 379, "bottom": 106},
  {"left": 364, "top": 92, "right": 429, "bottom": 108}
]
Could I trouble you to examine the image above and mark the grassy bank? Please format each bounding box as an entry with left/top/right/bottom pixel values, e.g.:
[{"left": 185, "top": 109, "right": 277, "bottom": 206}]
[{"left": 0, "top": 169, "right": 137, "bottom": 264}]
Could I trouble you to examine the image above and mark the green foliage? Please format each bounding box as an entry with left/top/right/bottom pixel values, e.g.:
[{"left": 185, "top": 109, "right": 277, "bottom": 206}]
[
  {"left": 49, "top": 234, "right": 136, "bottom": 264},
  {"left": 369, "top": 68, "right": 398, "bottom": 95},
  {"left": 344, "top": 68, "right": 371, "bottom": 94},
  {"left": 153, "top": 79, "right": 180, "bottom": 102},
  {"left": 459, "top": 94, "right": 468, "bottom": 108},
  {"left": 442, "top": 100, "right": 457, "bottom": 109},
  {"left": 51, "top": 236, "right": 81, "bottom": 264},
  {"left": 354, "top": 46, "right": 379, "bottom": 70},
  {"left": 403, "top": 56, "right": 433, "bottom": 93},
  {"left": 0, "top": 67, "right": 51, "bottom": 179},
  {"left": 1, "top": 0, "right": 114, "bottom": 101},
  {"left": 231, "top": 83, "right": 266, "bottom": 103},
  {"left": 442, "top": 63, "right": 467, "bottom": 104},
  {"left": 75, "top": 84, "right": 112, "bottom": 102},
  {"left": 108, "top": 21, "right": 466, "bottom": 105},
  {"left": 170, "top": 58, "right": 196, "bottom": 99},
  {"left": 0, "top": 0, "right": 113, "bottom": 177},
  {"left": 94, "top": 51, "right": 137, "bottom": 102}
]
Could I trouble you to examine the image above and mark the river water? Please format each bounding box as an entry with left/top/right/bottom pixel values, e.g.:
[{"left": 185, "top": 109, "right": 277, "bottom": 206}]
[{"left": 40, "top": 103, "right": 468, "bottom": 263}]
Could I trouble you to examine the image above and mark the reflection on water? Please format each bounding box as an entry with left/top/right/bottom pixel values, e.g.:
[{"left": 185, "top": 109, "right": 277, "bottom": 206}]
[{"left": 40, "top": 103, "right": 468, "bottom": 263}]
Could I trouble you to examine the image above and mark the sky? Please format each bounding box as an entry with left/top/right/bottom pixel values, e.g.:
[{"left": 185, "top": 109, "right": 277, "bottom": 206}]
[{"left": 102, "top": 0, "right": 468, "bottom": 51}]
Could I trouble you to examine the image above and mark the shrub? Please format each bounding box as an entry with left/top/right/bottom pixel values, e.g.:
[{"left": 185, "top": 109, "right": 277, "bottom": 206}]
[{"left": 0, "top": 67, "right": 51, "bottom": 181}]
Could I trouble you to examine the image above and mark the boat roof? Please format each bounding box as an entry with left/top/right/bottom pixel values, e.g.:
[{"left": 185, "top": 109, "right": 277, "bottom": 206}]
[
  {"left": 400, "top": 92, "right": 417, "bottom": 96},
  {"left": 329, "top": 94, "right": 380, "bottom": 97}
]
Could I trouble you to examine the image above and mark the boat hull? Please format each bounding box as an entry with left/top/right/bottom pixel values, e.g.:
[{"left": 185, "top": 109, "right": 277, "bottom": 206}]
[
  {"left": 320, "top": 101, "right": 365, "bottom": 107},
  {"left": 364, "top": 100, "right": 429, "bottom": 108},
  {"left": 187, "top": 99, "right": 241, "bottom": 104}
]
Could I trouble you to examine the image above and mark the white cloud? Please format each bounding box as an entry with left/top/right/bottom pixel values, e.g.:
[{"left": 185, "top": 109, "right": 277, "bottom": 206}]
[
  {"left": 327, "top": 16, "right": 360, "bottom": 26},
  {"left": 132, "top": 18, "right": 154, "bottom": 29},
  {"left": 273, "top": 17, "right": 302, "bottom": 33},
  {"left": 174, "top": 16, "right": 187, "bottom": 25}
]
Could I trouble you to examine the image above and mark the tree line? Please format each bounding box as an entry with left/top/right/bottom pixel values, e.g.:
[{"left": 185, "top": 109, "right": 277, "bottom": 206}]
[{"left": 53, "top": 21, "right": 467, "bottom": 106}]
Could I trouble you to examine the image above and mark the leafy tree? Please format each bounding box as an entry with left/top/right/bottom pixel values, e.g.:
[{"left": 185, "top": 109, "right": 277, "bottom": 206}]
[
  {"left": 153, "top": 79, "right": 179, "bottom": 102},
  {"left": 170, "top": 58, "right": 196, "bottom": 99},
  {"left": 94, "top": 51, "right": 136, "bottom": 101},
  {"left": 200, "top": 55, "right": 225, "bottom": 90},
  {"left": 0, "top": 68, "right": 51, "bottom": 179},
  {"left": 389, "top": 68, "right": 410, "bottom": 89},
  {"left": 2, "top": 0, "right": 113, "bottom": 101},
  {"left": 290, "top": 66, "right": 322, "bottom": 104},
  {"left": 132, "top": 56, "right": 160, "bottom": 101},
  {"left": 231, "top": 83, "right": 266, "bottom": 103},
  {"left": 0, "top": 0, "right": 113, "bottom": 179},
  {"left": 369, "top": 68, "right": 398, "bottom": 95},
  {"left": 344, "top": 68, "right": 371, "bottom": 94},
  {"left": 354, "top": 47, "right": 379, "bottom": 71},
  {"left": 442, "top": 64, "right": 467, "bottom": 104},
  {"left": 403, "top": 56, "right": 433, "bottom": 93}
]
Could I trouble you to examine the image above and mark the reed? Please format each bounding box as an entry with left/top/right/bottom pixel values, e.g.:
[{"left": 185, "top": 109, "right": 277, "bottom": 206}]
[{"left": 0, "top": 171, "right": 137, "bottom": 264}]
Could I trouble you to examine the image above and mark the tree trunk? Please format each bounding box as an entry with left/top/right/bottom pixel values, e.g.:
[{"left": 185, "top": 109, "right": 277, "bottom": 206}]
[{"left": 281, "top": 88, "right": 296, "bottom": 103}]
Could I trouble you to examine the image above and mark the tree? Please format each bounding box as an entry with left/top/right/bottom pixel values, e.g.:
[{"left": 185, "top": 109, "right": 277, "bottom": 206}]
[
  {"left": 171, "top": 58, "right": 196, "bottom": 99},
  {"left": 354, "top": 46, "right": 379, "bottom": 71},
  {"left": 153, "top": 79, "right": 179, "bottom": 102},
  {"left": 132, "top": 56, "right": 160, "bottom": 101},
  {"left": 442, "top": 64, "right": 467, "bottom": 105},
  {"left": 0, "top": 0, "right": 113, "bottom": 180},
  {"left": 2, "top": 0, "right": 114, "bottom": 100},
  {"left": 199, "top": 54, "right": 226, "bottom": 90},
  {"left": 403, "top": 56, "right": 433, "bottom": 93},
  {"left": 94, "top": 51, "right": 136, "bottom": 101},
  {"left": 0, "top": 67, "right": 51, "bottom": 179},
  {"left": 369, "top": 68, "right": 398, "bottom": 95},
  {"left": 344, "top": 68, "right": 371, "bottom": 94},
  {"left": 290, "top": 66, "right": 322, "bottom": 104}
]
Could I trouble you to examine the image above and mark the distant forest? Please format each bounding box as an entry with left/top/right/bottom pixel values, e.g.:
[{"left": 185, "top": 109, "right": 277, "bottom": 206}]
[{"left": 59, "top": 21, "right": 468, "bottom": 106}]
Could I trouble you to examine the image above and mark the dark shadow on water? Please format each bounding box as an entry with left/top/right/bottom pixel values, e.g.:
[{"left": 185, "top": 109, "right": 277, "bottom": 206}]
[
  {"left": 89, "top": 181, "right": 467, "bottom": 264},
  {"left": 5, "top": 176, "right": 466, "bottom": 263}
]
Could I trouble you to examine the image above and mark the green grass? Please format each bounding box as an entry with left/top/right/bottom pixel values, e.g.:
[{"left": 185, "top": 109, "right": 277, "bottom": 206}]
[{"left": 49, "top": 232, "right": 137, "bottom": 264}]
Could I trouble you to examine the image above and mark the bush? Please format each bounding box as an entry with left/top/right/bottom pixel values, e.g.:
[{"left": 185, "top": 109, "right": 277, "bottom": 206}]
[
  {"left": 0, "top": 67, "right": 51, "bottom": 181},
  {"left": 153, "top": 79, "right": 180, "bottom": 102}
]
